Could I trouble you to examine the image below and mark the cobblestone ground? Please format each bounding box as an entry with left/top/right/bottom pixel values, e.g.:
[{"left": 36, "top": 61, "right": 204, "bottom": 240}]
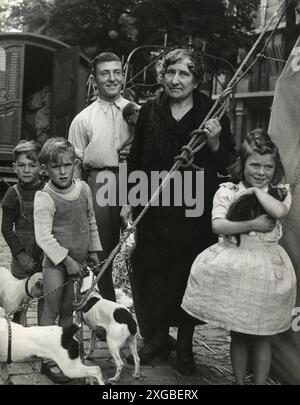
[{"left": 0, "top": 203, "right": 235, "bottom": 386}]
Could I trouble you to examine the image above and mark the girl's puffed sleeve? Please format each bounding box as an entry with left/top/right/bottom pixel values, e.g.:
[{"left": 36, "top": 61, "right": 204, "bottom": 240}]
[{"left": 212, "top": 182, "right": 237, "bottom": 221}]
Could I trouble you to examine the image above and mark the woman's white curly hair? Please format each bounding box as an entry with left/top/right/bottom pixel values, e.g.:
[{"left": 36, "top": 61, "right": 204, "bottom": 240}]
[{"left": 155, "top": 48, "right": 206, "bottom": 84}]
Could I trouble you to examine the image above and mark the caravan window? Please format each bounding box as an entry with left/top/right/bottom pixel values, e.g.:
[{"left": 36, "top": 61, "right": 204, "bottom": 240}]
[{"left": 0, "top": 47, "right": 6, "bottom": 103}]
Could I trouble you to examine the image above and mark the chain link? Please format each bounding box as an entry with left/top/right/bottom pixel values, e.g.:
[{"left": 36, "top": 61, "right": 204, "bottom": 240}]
[{"left": 6, "top": 266, "right": 93, "bottom": 319}]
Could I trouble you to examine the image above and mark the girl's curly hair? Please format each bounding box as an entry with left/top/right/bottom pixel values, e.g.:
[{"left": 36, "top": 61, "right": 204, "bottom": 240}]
[{"left": 229, "top": 128, "right": 285, "bottom": 185}]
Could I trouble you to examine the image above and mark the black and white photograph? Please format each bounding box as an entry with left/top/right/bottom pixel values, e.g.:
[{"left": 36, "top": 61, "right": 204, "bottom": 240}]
[{"left": 0, "top": 0, "right": 300, "bottom": 391}]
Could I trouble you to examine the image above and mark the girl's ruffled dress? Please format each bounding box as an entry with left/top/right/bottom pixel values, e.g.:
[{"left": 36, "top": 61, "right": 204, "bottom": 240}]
[{"left": 182, "top": 182, "right": 297, "bottom": 335}]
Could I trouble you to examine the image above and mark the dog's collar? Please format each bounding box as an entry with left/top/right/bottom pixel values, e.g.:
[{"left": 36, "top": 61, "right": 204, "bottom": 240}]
[
  {"left": 80, "top": 290, "right": 89, "bottom": 295},
  {"left": 25, "top": 276, "right": 33, "bottom": 298},
  {"left": 80, "top": 288, "right": 101, "bottom": 296}
]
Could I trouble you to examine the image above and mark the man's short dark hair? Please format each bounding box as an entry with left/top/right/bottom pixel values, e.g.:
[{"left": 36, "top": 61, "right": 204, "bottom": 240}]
[{"left": 91, "top": 52, "right": 121, "bottom": 74}]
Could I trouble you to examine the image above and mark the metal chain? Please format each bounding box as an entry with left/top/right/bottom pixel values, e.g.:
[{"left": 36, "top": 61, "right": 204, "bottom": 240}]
[
  {"left": 6, "top": 267, "right": 91, "bottom": 318},
  {"left": 6, "top": 279, "right": 75, "bottom": 318},
  {"left": 5, "top": 315, "right": 12, "bottom": 364}
]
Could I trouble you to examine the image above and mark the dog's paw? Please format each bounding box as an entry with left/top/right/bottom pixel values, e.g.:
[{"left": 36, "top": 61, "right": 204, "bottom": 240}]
[
  {"left": 133, "top": 372, "right": 140, "bottom": 380},
  {"left": 85, "top": 376, "right": 98, "bottom": 385},
  {"left": 4, "top": 377, "right": 14, "bottom": 385},
  {"left": 105, "top": 381, "right": 113, "bottom": 386}
]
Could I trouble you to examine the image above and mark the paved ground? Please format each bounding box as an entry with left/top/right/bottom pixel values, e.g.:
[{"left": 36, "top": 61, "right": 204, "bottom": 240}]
[{"left": 0, "top": 202, "right": 235, "bottom": 386}]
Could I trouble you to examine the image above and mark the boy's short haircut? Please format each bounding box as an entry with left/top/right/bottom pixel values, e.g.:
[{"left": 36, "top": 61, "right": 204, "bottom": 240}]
[
  {"left": 12, "top": 140, "right": 42, "bottom": 162},
  {"left": 40, "top": 137, "right": 75, "bottom": 165}
]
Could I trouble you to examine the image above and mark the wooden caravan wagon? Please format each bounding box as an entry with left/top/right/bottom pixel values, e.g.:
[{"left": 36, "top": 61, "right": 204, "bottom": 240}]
[{"left": 0, "top": 32, "right": 91, "bottom": 181}]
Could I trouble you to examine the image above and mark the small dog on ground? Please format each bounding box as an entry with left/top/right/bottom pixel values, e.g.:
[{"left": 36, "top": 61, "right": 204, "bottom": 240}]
[
  {"left": 226, "top": 185, "right": 287, "bottom": 246},
  {"left": 0, "top": 318, "right": 104, "bottom": 385},
  {"left": 81, "top": 277, "right": 140, "bottom": 383},
  {"left": 0, "top": 267, "right": 43, "bottom": 325}
]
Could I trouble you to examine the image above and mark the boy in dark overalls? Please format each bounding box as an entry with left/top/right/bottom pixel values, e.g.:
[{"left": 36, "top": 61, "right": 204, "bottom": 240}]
[{"left": 1, "top": 140, "right": 45, "bottom": 324}]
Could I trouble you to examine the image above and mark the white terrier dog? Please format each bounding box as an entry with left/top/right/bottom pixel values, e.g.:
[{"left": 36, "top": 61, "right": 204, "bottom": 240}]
[
  {"left": 0, "top": 318, "right": 104, "bottom": 385},
  {"left": 80, "top": 272, "right": 140, "bottom": 382},
  {"left": 0, "top": 267, "right": 43, "bottom": 325}
]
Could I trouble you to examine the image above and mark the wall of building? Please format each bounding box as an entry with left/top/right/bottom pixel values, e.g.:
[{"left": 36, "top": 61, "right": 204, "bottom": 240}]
[{"left": 212, "top": 0, "right": 300, "bottom": 149}]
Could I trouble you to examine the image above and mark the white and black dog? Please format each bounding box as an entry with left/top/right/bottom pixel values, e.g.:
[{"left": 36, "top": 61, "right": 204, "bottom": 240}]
[
  {"left": 0, "top": 266, "right": 43, "bottom": 325},
  {"left": 0, "top": 318, "right": 104, "bottom": 385},
  {"left": 80, "top": 274, "right": 140, "bottom": 382}
]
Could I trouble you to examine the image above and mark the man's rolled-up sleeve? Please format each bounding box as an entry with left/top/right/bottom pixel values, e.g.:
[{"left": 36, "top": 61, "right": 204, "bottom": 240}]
[{"left": 68, "top": 115, "right": 88, "bottom": 162}]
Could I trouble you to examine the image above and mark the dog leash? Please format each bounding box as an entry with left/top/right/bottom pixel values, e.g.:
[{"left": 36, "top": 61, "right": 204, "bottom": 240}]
[
  {"left": 73, "top": 279, "right": 85, "bottom": 361},
  {"left": 4, "top": 271, "right": 90, "bottom": 370},
  {"left": 5, "top": 315, "right": 12, "bottom": 365},
  {"left": 6, "top": 274, "right": 86, "bottom": 319}
]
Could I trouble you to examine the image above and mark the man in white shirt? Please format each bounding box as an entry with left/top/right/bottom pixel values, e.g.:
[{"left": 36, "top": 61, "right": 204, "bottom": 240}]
[{"left": 68, "top": 52, "right": 134, "bottom": 303}]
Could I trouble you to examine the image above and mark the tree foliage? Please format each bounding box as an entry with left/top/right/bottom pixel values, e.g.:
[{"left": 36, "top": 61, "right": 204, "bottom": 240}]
[
  {"left": 134, "top": 0, "right": 260, "bottom": 62},
  {"left": 3, "top": 0, "right": 260, "bottom": 62}
]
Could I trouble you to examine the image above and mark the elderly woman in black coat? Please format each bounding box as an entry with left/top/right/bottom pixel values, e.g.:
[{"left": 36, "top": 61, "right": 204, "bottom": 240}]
[{"left": 121, "top": 48, "right": 235, "bottom": 375}]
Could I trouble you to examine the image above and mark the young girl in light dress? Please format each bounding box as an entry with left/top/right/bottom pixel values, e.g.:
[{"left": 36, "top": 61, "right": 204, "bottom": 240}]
[{"left": 182, "top": 129, "right": 297, "bottom": 385}]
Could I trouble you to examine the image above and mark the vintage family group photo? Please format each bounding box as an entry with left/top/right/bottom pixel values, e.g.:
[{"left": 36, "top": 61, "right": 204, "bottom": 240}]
[{"left": 1, "top": 0, "right": 300, "bottom": 387}]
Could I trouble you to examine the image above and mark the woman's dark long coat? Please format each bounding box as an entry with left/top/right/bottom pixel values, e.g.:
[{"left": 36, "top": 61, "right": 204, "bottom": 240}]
[{"left": 127, "top": 90, "right": 235, "bottom": 340}]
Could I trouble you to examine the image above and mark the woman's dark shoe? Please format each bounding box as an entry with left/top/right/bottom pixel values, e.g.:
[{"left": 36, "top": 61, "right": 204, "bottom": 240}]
[
  {"left": 126, "top": 342, "right": 159, "bottom": 365},
  {"left": 41, "top": 362, "right": 71, "bottom": 384},
  {"left": 175, "top": 351, "right": 196, "bottom": 376},
  {"left": 168, "top": 335, "right": 177, "bottom": 350},
  {"left": 158, "top": 343, "right": 173, "bottom": 361}
]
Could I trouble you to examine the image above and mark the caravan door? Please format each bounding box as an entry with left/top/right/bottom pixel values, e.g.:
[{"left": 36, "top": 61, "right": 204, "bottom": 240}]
[
  {"left": 0, "top": 43, "right": 24, "bottom": 161},
  {"left": 51, "top": 46, "right": 82, "bottom": 138}
]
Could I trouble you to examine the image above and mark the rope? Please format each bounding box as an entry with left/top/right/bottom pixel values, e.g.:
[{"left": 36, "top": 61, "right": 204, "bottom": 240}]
[
  {"left": 227, "top": 0, "right": 288, "bottom": 90},
  {"left": 232, "top": 0, "right": 289, "bottom": 89},
  {"left": 74, "top": 230, "right": 135, "bottom": 310},
  {"left": 76, "top": 0, "right": 291, "bottom": 310},
  {"left": 75, "top": 126, "right": 213, "bottom": 311},
  {"left": 174, "top": 143, "right": 204, "bottom": 170}
]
